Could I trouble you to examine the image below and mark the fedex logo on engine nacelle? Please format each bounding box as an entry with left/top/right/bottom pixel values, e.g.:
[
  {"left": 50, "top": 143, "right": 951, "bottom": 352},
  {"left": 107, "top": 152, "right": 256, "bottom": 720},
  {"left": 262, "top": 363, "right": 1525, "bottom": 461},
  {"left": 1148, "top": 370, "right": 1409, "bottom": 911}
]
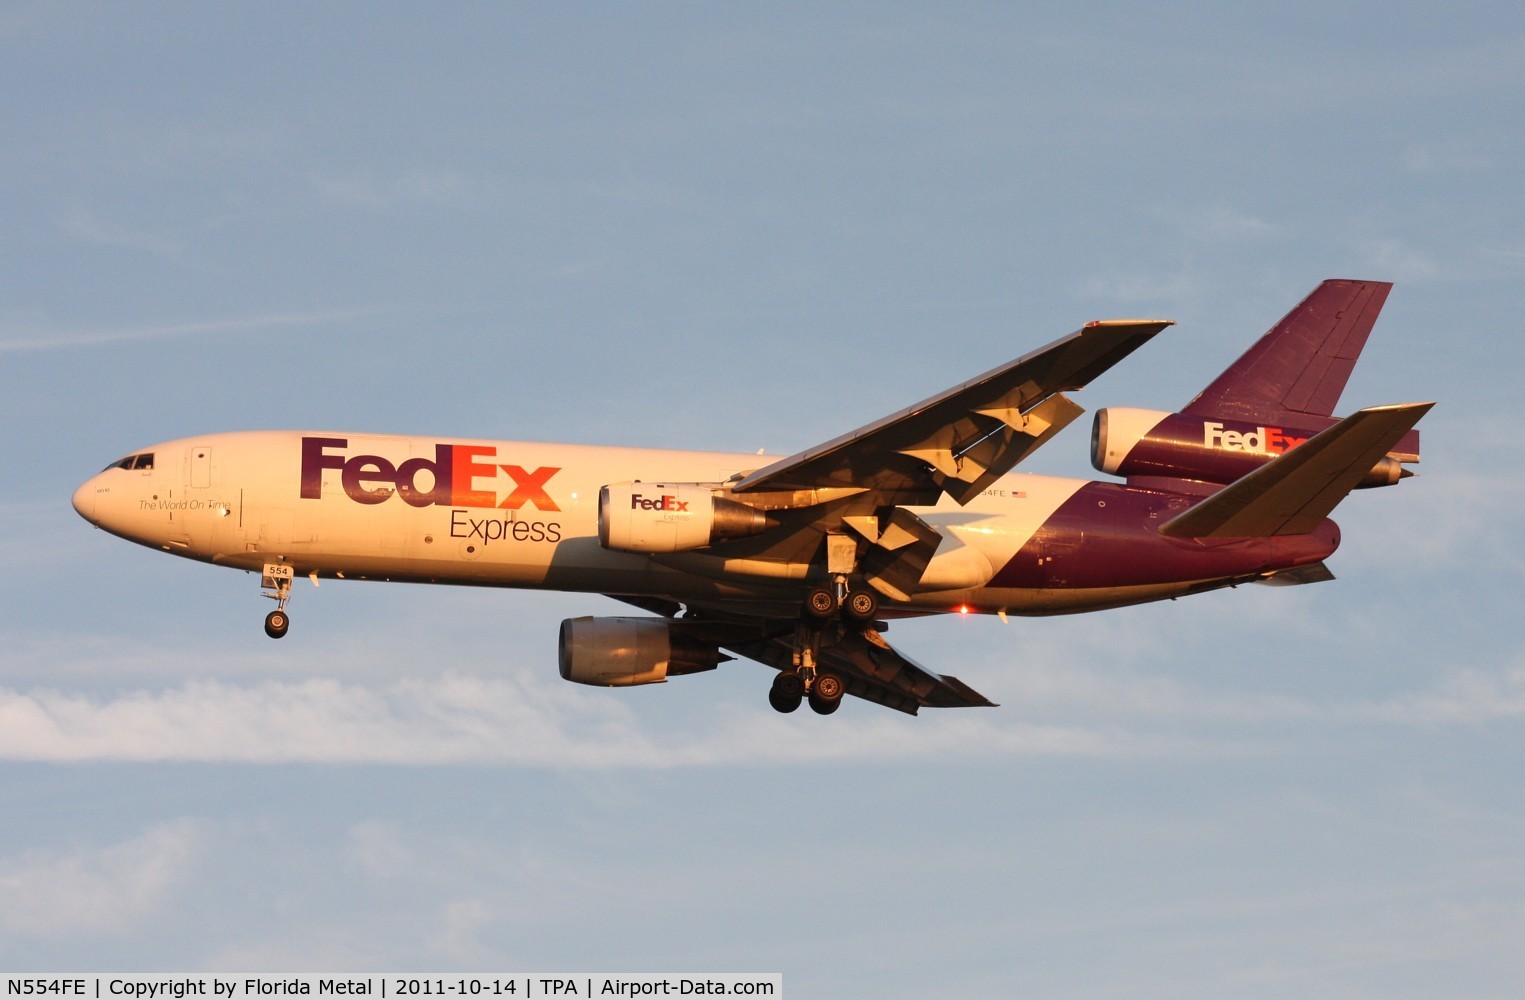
[
  {"left": 630, "top": 493, "right": 690, "bottom": 513},
  {"left": 1202, "top": 421, "right": 1308, "bottom": 456},
  {"left": 299, "top": 436, "right": 561, "bottom": 511}
]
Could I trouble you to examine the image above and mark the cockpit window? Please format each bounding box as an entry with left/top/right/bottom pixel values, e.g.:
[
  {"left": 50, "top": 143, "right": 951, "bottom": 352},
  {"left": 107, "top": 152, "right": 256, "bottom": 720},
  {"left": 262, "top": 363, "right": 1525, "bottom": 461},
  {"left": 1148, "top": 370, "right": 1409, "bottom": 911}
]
[{"left": 104, "top": 452, "right": 154, "bottom": 472}]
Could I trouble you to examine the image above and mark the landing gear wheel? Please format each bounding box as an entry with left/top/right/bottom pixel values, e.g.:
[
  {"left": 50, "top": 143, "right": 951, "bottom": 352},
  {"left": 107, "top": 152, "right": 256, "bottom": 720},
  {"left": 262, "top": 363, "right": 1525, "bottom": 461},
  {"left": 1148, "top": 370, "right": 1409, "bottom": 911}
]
[
  {"left": 842, "top": 589, "right": 878, "bottom": 622},
  {"left": 809, "top": 673, "right": 844, "bottom": 714},
  {"left": 808, "top": 690, "right": 842, "bottom": 715},
  {"left": 804, "top": 587, "right": 837, "bottom": 621},
  {"left": 769, "top": 672, "right": 805, "bottom": 714},
  {"left": 769, "top": 686, "right": 804, "bottom": 713},
  {"left": 264, "top": 609, "right": 290, "bottom": 639},
  {"left": 811, "top": 672, "right": 844, "bottom": 702}
]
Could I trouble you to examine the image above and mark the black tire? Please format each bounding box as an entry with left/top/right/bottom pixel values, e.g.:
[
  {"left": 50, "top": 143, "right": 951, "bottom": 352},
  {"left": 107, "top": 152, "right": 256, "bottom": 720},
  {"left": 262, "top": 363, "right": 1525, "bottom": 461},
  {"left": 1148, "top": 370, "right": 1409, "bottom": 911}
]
[
  {"left": 264, "top": 609, "right": 289, "bottom": 639},
  {"left": 811, "top": 672, "right": 844, "bottom": 702},
  {"left": 772, "top": 672, "right": 806, "bottom": 699},
  {"left": 843, "top": 589, "right": 878, "bottom": 622},
  {"left": 769, "top": 686, "right": 803, "bottom": 713},
  {"left": 808, "top": 691, "right": 842, "bottom": 715},
  {"left": 804, "top": 587, "right": 837, "bottom": 620}
]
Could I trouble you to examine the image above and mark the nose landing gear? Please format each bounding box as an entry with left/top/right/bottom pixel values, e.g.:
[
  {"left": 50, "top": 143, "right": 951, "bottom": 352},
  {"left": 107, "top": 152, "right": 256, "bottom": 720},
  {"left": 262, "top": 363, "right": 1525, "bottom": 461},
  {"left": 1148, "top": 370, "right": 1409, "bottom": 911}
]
[
  {"left": 261, "top": 562, "right": 294, "bottom": 639},
  {"left": 264, "top": 609, "right": 290, "bottom": 639}
]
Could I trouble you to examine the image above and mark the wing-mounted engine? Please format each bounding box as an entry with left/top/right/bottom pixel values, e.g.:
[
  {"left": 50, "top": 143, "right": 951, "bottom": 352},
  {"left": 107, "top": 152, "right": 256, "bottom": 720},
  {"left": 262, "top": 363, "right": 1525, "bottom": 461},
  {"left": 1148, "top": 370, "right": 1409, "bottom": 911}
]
[
  {"left": 558, "top": 616, "right": 730, "bottom": 686},
  {"left": 1092, "top": 407, "right": 1416, "bottom": 489},
  {"left": 598, "top": 483, "right": 772, "bottom": 554}
]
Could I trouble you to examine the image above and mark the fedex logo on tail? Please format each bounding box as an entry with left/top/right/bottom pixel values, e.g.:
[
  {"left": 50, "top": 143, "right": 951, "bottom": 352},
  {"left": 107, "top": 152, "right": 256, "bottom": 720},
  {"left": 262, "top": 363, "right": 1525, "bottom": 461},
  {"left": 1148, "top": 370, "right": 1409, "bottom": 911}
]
[
  {"left": 1203, "top": 421, "right": 1308, "bottom": 456},
  {"left": 300, "top": 437, "right": 560, "bottom": 510}
]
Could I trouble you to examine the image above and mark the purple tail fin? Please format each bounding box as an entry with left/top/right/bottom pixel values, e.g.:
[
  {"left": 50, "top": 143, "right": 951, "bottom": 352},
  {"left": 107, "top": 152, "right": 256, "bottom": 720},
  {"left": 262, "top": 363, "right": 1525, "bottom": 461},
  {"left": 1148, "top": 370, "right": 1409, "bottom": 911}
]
[{"left": 1184, "top": 279, "right": 1392, "bottom": 425}]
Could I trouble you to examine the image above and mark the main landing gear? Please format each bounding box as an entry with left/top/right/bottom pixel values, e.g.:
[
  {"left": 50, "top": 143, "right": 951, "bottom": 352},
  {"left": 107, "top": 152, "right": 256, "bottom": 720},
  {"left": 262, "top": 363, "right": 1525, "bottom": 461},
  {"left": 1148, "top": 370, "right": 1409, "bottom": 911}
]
[
  {"left": 769, "top": 578, "right": 876, "bottom": 716},
  {"left": 768, "top": 668, "right": 844, "bottom": 716},
  {"left": 261, "top": 562, "right": 295, "bottom": 639},
  {"left": 804, "top": 583, "right": 878, "bottom": 623}
]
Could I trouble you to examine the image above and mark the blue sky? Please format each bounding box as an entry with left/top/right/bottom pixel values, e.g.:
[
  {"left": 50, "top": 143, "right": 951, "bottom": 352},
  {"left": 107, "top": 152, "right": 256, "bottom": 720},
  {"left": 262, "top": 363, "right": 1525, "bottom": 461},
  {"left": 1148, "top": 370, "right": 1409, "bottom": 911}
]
[{"left": 3, "top": 3, "right": 1523, "bottom": 995}]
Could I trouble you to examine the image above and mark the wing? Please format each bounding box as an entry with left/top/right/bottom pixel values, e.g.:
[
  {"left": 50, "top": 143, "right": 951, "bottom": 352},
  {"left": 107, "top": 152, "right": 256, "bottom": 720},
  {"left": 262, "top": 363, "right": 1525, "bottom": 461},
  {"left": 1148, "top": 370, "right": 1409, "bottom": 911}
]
[
  {"left": 605, "top": 321, "right": 1170, "bottom": 713},
  {"left": 731, "top": 320, "right": 1172, "bottom": 506},
  {"left": 726, "top": 625, "right": 996, "bottom": 715},
  {"left": 603, "top": 596, "right": 995, "bottom": 715}
]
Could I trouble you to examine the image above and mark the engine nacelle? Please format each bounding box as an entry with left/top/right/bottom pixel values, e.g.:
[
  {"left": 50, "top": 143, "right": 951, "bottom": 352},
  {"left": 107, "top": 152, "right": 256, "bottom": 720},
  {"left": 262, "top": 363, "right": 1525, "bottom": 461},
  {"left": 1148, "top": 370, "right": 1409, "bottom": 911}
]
[
  {"left": 598, "top": 482, "right": 770, "bottom": 554},
  {"left": 558, "top": 617, "right": 726, "bottom": 687},
  {"left": 1092, "top": 407, "right": 1409, "bottom": 488},
  {"left": 1092, "top": 408, "right": 1178, "bottom": 477}
]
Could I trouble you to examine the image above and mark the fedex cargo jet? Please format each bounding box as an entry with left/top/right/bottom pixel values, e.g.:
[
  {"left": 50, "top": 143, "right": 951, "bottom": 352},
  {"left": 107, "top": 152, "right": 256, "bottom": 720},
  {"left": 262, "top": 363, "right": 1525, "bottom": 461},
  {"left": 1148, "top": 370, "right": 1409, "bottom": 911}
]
[{"left": 73, "top": 280, "right": 1429, "bottom": 717}]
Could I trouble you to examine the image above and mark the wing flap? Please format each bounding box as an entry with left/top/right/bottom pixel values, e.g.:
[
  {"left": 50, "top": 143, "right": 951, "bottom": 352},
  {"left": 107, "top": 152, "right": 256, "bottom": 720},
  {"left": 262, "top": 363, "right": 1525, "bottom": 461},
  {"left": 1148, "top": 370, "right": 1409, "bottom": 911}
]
[
  {"left": 910, "top": 391, "right": 1086, "bottom": 505},
  {"left": 1160, "top": 402, "right": 1433, "bottom": 539},
  {"left": 844, "top": 506, "right": 943, "bottom": 602}
]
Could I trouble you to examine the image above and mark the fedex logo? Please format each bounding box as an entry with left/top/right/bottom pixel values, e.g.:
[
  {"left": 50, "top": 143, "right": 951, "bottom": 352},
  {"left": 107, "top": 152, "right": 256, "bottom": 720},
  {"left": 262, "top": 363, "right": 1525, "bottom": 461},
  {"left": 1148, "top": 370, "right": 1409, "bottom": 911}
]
[
  {"left": 630, "top": 493, "right": 690, "bottom": 513},
  {"left": 300, "top": 436, "right": 560, "bottom": 510},
  {"left": 1202, "top": 421, "right": 1308, "bottom": 456}
]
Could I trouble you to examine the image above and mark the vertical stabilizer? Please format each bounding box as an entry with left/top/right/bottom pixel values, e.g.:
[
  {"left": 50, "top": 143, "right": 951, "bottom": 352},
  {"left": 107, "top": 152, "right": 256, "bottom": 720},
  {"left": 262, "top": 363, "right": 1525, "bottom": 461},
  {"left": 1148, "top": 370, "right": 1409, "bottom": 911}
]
[
  {"left": 1183, "top": 279, "right": 1392, "bottom": 425},
  {"left": 1096, "top": 279, "right": 1420, "bottom": 488}
]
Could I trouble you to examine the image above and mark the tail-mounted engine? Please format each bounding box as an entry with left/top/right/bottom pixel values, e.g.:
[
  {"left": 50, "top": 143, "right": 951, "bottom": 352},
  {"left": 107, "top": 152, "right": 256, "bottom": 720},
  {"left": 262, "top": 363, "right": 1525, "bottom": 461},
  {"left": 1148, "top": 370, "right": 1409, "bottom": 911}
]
[
  {"left": 1092, "top": 407, "right": 1414, "bottom": 488},
  {"left": 598, "top": 482, "right": 771, "bottom": 554},
  {"left": 558, "top": 616, "right": 729, "bottom": 687}
]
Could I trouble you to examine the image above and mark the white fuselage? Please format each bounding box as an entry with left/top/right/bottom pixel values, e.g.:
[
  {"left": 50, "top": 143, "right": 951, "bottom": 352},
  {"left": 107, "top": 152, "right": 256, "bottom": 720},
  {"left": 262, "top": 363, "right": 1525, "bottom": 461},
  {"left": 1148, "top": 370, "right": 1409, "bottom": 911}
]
[
  {"left": 71, "top": 431, "right": 1111, "bottom": 612},
  {"left": 76, "top": 430, "right": 1334, "bottom": 620}
]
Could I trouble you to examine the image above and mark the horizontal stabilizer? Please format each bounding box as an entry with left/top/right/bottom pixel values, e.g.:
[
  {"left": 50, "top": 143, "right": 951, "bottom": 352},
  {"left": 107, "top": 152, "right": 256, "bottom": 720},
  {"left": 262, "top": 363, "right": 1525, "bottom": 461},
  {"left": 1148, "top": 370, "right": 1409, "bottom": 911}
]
[
  {"left": 1254, "top": 562, "right": 1336, "bottom": 586},
  {"left": 1159, "top": 402, "right": 1433, "bottom": 539}
]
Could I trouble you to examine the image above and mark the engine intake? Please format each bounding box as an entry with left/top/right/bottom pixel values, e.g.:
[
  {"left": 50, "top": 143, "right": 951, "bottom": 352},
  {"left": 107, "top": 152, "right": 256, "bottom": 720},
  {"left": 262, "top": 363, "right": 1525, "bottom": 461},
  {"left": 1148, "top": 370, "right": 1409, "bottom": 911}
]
[
  {"left": 598, "top": 482, "right": 770, "bottom": 553},
  {"left": 558, "top": 617, "right": 727, "bottom": 687}
]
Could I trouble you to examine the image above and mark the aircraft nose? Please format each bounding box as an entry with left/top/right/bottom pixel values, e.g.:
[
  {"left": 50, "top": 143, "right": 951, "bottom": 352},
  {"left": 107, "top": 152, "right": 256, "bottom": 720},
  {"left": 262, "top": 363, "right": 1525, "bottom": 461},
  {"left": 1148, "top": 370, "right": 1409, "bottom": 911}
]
[{"left": 72, "top": 477, "right": 98, "bottom": 523}]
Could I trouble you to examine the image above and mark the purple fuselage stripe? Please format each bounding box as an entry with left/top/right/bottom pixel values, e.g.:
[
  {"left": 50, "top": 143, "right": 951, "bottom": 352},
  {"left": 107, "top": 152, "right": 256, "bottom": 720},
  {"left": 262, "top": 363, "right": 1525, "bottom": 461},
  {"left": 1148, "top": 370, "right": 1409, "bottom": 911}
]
[{"left": 989, "top": 481, "right": 1339, "bottom": 590}]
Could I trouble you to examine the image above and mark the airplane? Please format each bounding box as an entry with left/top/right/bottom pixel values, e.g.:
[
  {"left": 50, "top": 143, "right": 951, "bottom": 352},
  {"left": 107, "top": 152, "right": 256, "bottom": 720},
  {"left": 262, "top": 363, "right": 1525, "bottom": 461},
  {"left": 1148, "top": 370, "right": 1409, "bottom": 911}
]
[{"left": 72, "top": 279, "right": 1429, "bottom": 717}]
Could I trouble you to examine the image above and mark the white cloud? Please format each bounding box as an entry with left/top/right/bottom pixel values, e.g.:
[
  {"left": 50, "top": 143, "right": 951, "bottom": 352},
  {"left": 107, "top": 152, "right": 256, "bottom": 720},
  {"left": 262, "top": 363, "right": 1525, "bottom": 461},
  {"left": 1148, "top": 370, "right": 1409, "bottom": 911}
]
[
  {"left": 344, "top": 821, "right": 415, "bottom": 879},
  {"left": 0, "top": 307, "right": 383, "bottom": 353},
  {"left": 10, "top": 650, "right": 1516, "bottom": 768},
  {"left": 428, "top": 899, "right": 498, "bottom": 963},
  {"left": 1363, "top": 238, "right": 1442, "bottom": 283},
  {"left": 996, "top": 657, "right": 1319, "bottom": 724},
  {"left": 1361, "top": 664, "right": 1525, "bottom": 725},
  {"left": 1157, "top": 204, "right": 1282, "bottom": 243},
  {"left": 1075, "top": 267, "right": 1206, "bottom": 309},
  {"left": 57, "top": 201, "right": 185, "bottom": 259},
  {"left": 1403, "top": 141, "right": 1498, "bottom": 175},
  {"left": 198, "top": 932, "right": 383, "bottom": 974},
  {"left": 1336, "top": 439, "right": 1525, "bottom": 575},
  {"left": 0, "top": 670, "right": 1217, "bottom": 767},
  {"left": 309, "top": 170, "right": 479, "bottom": 213},
  {"left": 0, "top": 820, "right": 202, "bottom": 937}
]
